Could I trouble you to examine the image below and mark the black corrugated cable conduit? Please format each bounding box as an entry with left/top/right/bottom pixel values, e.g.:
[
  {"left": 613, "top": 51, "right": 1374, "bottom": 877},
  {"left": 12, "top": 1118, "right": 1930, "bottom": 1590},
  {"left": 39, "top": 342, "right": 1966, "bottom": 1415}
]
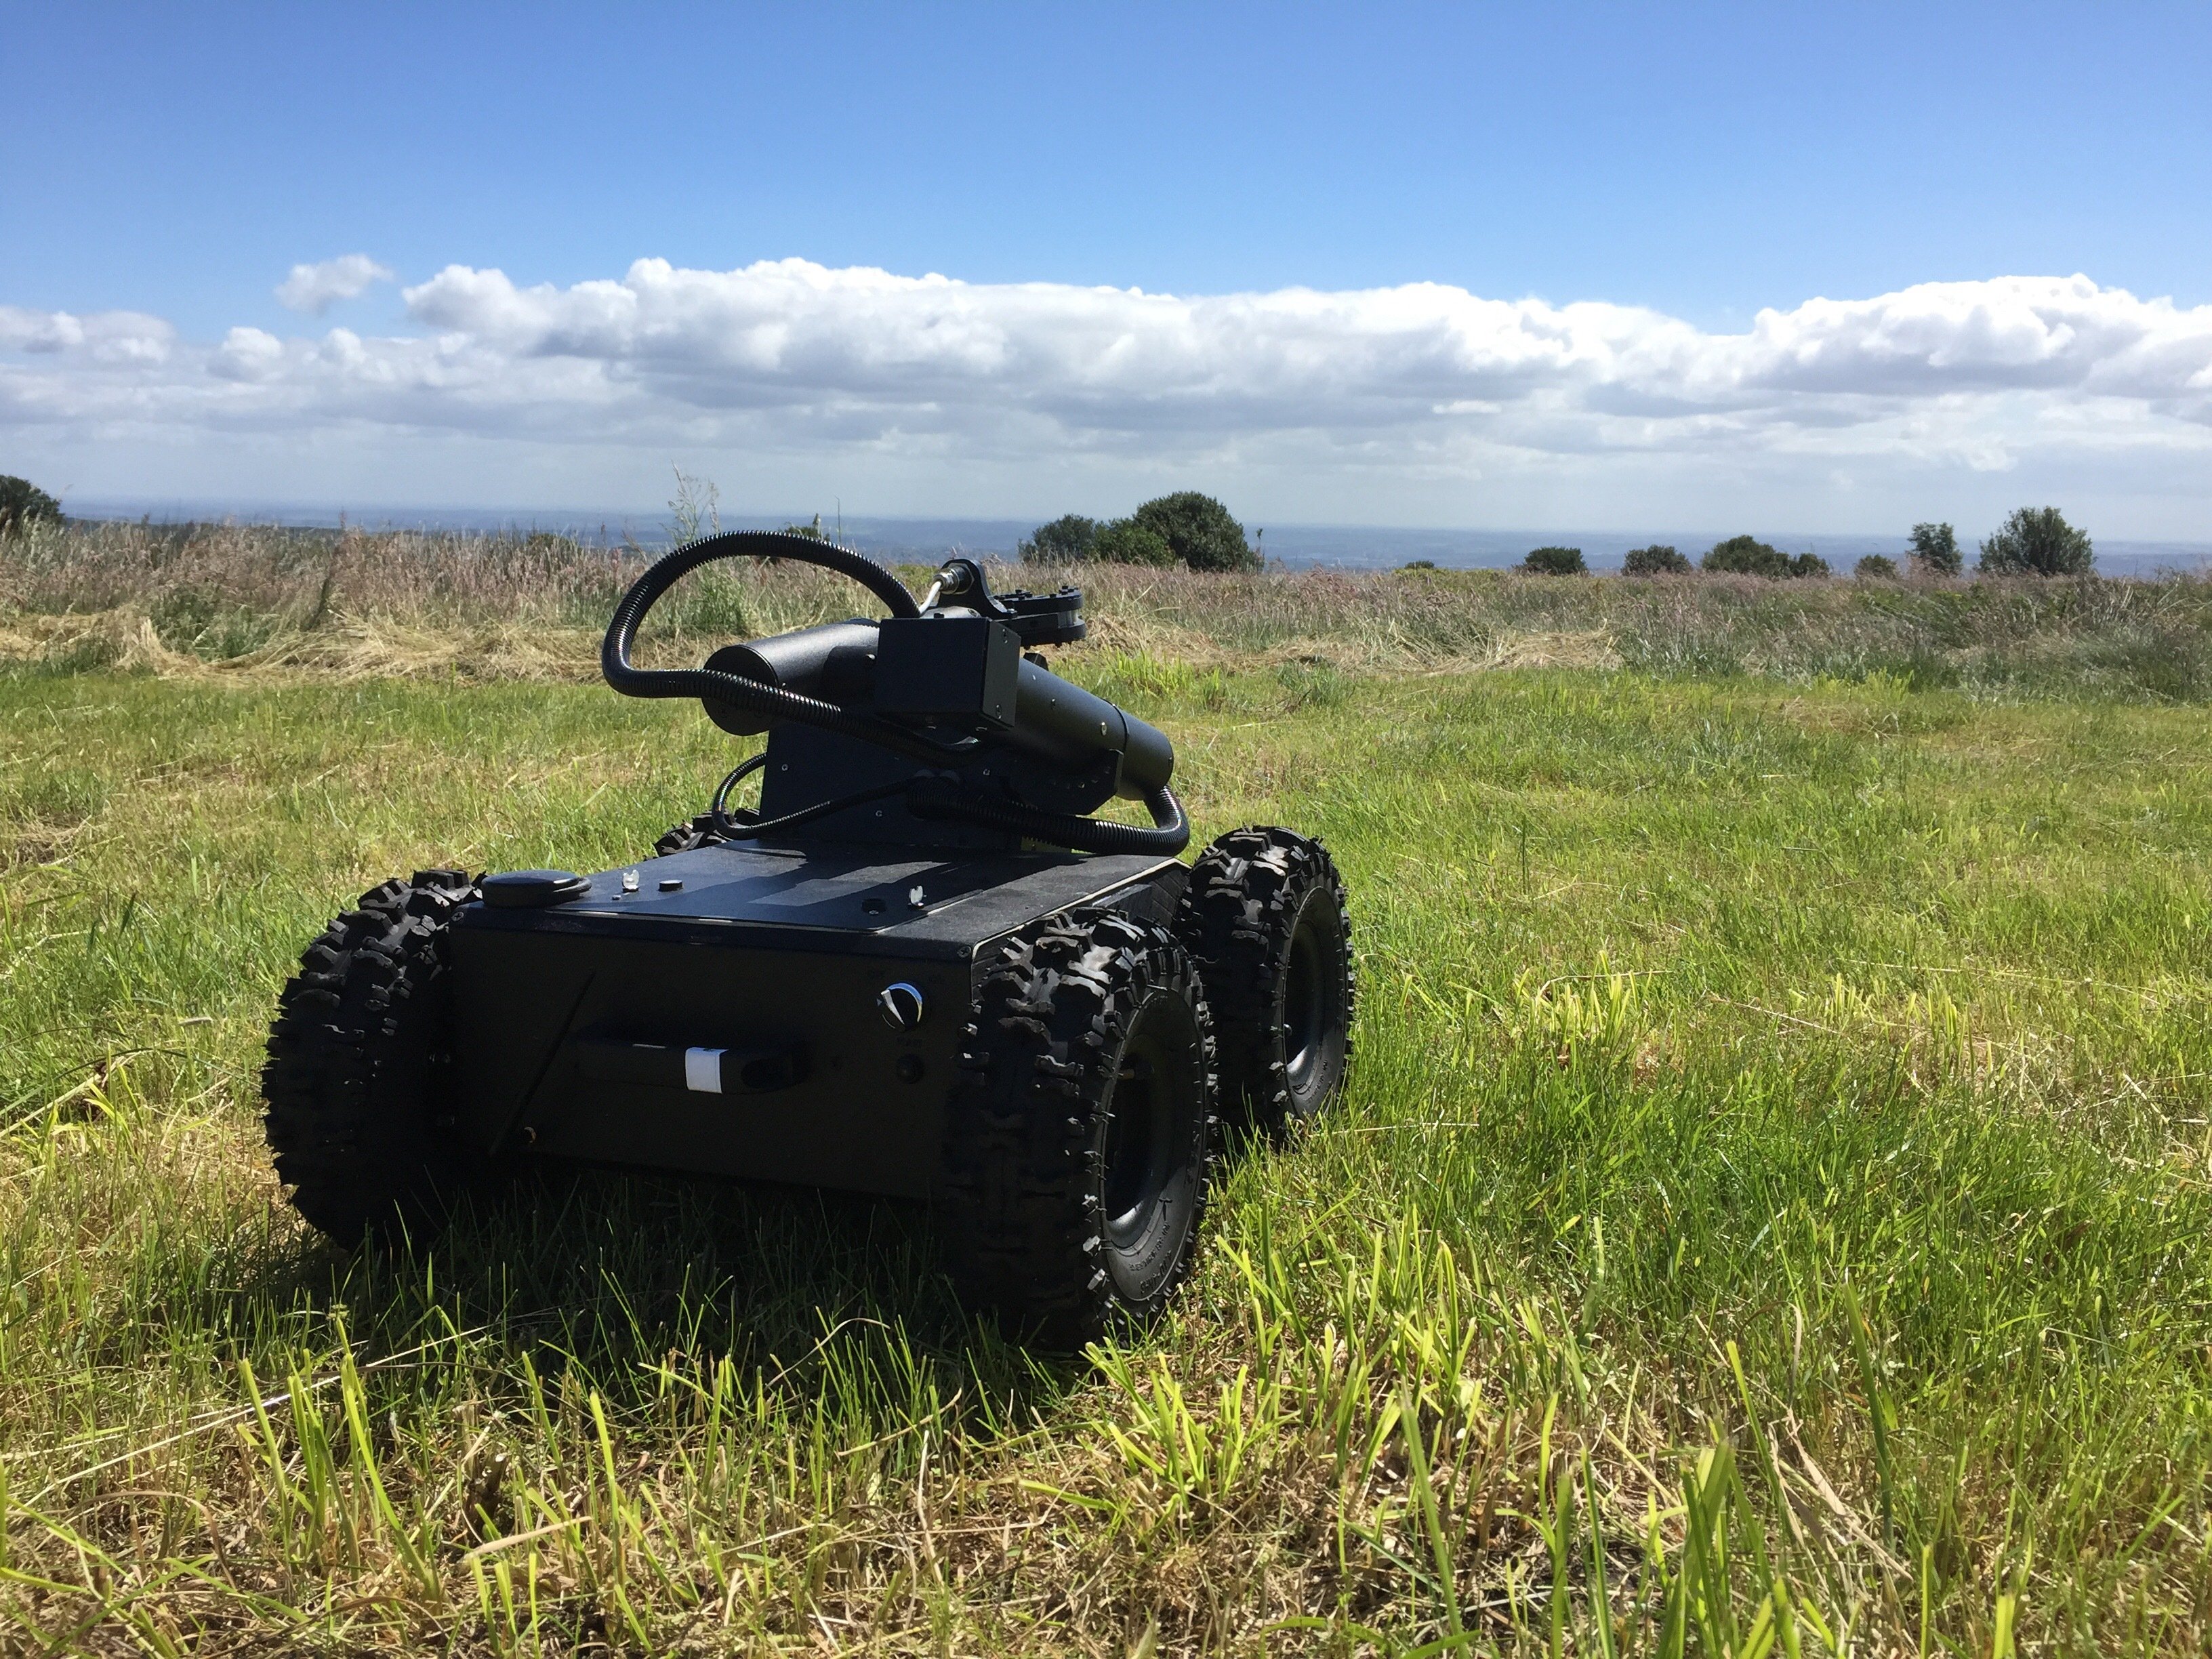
[
  {"left": 905, "top": 777, "right": 1188, "bottom": 856},
  {"left": 601, "top": 532, "right": 951, "bottom": 766}
]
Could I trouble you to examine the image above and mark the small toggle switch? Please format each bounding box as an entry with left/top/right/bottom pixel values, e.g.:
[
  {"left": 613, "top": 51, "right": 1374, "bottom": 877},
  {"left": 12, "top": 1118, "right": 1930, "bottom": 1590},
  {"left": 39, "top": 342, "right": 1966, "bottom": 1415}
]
[{"left": 876, "top": 981, "right": 926, "bottom": 1031}]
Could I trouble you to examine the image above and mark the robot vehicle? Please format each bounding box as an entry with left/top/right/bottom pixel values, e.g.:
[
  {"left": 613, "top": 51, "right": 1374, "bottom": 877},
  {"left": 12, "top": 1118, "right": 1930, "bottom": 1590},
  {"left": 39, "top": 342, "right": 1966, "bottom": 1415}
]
[{"left": 261, "top": 532, "right": 1353, "bottom": 1343}]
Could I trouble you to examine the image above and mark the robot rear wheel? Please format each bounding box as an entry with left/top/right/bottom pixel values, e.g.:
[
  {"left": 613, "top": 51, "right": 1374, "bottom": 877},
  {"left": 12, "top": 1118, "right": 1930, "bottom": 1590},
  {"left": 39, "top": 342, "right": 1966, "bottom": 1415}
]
[{"left": 1178, "top": 827, "right": 1356, "bottom": 1131}]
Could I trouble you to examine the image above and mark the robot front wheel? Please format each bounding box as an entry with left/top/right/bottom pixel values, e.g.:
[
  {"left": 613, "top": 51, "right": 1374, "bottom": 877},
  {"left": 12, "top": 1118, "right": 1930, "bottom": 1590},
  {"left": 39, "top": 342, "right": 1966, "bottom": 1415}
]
[
  {"left": 934, "top": 833, "right": 1361, "bottom": 1345},
  {"left": 260, "top": 869, "right": 493, "bottom": 1246},
  {"left": 935, "top": 909, "right": 1221, "bottom": 1347}
]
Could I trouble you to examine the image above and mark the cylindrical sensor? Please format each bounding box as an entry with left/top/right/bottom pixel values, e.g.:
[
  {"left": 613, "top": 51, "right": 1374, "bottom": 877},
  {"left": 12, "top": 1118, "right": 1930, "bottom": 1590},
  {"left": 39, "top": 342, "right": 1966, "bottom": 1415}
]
[
  {"left": 1009, "top": 659, "right": 1174, "bottom": 798},
  {"left": 700, "top": 619, "right": 883, "bottom": 735}
]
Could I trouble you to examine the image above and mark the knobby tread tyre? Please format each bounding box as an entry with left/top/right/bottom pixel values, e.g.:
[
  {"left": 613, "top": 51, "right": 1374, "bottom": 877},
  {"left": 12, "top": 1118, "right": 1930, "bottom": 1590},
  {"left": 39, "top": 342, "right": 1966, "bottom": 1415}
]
[
  {"left": 262, "top": 869, "right": 486, "bottom": 1246},
  {"left": 937, "top": 907, "right": 1219, "bottom": 1349},
  {"left": 1176, "top": 826, "right": 1355, "bottom": 1130}
]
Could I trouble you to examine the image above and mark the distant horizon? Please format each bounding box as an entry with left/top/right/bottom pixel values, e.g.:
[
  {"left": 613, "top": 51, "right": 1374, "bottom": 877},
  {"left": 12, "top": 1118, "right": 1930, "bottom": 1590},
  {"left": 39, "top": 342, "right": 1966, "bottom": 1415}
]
[{"left": 59, "top": 495, "right": 2212, "bottom": 577}]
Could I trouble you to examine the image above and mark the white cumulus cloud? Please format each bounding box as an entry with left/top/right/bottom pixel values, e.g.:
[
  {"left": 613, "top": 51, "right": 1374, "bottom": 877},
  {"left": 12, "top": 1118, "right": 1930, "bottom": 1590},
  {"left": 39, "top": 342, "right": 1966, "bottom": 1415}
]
[
  {"left": 210, "top": 326, "right": 287, "bottom": 382},
  {"left": 4, "top": 259, "right": 2211, "bottom": 531},
  {"left": 389, "top": 261, "right": 2212, "bottom": 423},
  {"left": 0, "top": 305, "right": 174, "bottom": 363},
  {"left": 275, "top": 254, "right": 396, "bottom": 315}
]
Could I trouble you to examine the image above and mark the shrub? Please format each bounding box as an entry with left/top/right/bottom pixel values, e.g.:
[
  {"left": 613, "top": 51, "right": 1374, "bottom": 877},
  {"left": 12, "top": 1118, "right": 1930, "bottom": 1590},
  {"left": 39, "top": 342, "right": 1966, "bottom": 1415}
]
[
  {"left": 1697, "top": 537, "right": 1828, "bottom": 580},
  {"left": 1019, "top": 514, "right": 1099, "bottom": 564},
  {"left": 1908, "top": 521, "right": 1961, "bottom": 576},
  {"left": 1855, "top": 554, "right": 1900, "bottom": 579},
  {"left": 1401, "top": 559, "right": 1438, "bottom": 571},
  {"left": 1702, "top": 535, "right": 1795, "bottom": 578},
  {"left": 0, "top": 476, "right": 62, "bottom": 538},
  {"left": 1131, "top": 492, "right": 1256, "bottom": 572},
  {"left": 1092, "top": 518, "right": 1176, "bottom": 567},
  {"left": 1980, "top": 506, "right": 2093, "bottom": 576},
  {"left": 779, "top": 514, "right": 825, "bottom": 541},
  {"left": 1622, "top": 544, "right": 1692, "bottom": 575},
  {"left": 1521, "top": 546, "right": 1586, "bottom": 575}
]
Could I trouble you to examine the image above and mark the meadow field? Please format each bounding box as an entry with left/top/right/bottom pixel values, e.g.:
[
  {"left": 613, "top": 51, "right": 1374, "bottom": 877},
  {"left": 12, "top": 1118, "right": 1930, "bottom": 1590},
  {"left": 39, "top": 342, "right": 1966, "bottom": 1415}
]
[{"left": 1, "top": 524, "right": 2209, "bottom": 1654}]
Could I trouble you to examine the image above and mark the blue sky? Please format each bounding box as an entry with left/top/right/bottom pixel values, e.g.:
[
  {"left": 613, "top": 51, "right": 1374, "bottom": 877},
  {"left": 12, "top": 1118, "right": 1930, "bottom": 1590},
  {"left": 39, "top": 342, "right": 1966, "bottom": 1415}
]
[{"left": 4, "top": 1, "right": 2210, "bottom": 536}]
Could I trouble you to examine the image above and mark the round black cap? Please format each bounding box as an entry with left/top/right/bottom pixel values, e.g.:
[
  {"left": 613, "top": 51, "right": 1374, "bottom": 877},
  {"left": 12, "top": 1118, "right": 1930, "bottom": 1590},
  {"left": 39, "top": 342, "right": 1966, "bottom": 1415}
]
[{"left": 481, "top": 869, "right": 593, "bottom": 908}]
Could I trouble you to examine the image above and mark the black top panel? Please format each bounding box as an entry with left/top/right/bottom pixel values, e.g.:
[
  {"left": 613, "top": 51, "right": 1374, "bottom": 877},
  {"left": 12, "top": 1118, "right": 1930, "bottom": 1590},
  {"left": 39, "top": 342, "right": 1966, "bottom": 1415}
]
[{"left": 457, "top": 842, "right": 1179, "bottom": 961}]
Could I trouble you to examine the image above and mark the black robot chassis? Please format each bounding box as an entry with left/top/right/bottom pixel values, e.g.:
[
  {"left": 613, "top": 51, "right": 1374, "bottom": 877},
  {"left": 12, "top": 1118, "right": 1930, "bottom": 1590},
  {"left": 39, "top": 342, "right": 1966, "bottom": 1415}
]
[{"left": 261, "top": 532, "right": 1354, "bottom": 1345}]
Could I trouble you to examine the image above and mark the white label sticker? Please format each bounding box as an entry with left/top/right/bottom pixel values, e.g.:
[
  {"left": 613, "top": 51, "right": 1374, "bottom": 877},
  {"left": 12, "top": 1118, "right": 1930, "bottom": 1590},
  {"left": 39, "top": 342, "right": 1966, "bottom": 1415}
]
[{"left": 684, "top": 1047, "right": 725, "bottom": 1094}]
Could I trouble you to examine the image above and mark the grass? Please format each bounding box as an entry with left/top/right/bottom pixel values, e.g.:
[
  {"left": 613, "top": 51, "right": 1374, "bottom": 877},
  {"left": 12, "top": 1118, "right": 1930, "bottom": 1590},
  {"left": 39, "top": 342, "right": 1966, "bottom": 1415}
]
[
  {"left": 7, "top": 517, "right": 2212, "bottom": 701},
  {"left": 1, "top": 558, "right": 2211, "bottom": 1650}
]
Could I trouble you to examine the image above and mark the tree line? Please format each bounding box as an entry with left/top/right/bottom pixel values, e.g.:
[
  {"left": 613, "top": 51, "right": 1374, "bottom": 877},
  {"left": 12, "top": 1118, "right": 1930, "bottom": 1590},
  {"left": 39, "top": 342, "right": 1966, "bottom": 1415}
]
[
  {"left": 1, "top": 470, "right": 2106, "bottom": 582},
  {"left": 1512, "top": 509, "right": 2097, "bottom": 579}
]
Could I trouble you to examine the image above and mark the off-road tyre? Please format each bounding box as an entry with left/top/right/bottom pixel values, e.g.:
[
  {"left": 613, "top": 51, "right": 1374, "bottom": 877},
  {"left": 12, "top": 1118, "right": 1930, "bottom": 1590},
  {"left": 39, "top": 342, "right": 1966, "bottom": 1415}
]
[
  {"left": 938, "top": 909, "right": 1219, "bottom": 1348},
  {"left": 1176, "top": 827, "right": 1355, "bottom": 1132},
  {"left": 262, "top": 869, "right": 489, "bottom": 1246}
]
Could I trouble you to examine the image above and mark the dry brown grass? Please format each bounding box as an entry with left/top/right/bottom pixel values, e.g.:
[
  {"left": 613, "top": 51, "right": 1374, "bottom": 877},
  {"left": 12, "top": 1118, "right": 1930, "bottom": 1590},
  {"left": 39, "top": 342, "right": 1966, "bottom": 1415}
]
[{"left": 5, "top": 518, "right": 2210, "bottom": 701}]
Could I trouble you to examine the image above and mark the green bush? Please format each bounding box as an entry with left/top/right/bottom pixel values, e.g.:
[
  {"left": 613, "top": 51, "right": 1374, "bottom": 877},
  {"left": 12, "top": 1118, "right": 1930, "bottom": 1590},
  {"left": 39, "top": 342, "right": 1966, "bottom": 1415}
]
[
  {"left": 1092, "top": 518, "right": 1175, "bottom": 567},
  {"left": 1622, "top": 544, "right": 1692, "bottom": 575},
  {"left": 1980, "top": 506, "right": 2093, "bottom": 576},
  {"left": 1855, "top": 554, "right": 1900, "bottom": 580},
  {"left": 1702, "top": 535, "right": 1794, "bottom": 577},
  {"left": 1908, "top": 521, "right": 1961, "bottom": 575},
  {"left": 1521, "top": 546, "right": 1586, "bottom": 575},
  {"left": 0, "top": 476, "right": 62, "bottom": 538},
  {"left": 1019, "top": 514, "right": 1099, "bottom": 564},
  {"left": 1700, "top": 535, "right": 1828, "bottom": 579},
  {"left": 1131, "top": 492, "right": 1256, "bottom": 572},
  {"left": 1400, "top": 559, "right": 1438, "bottom": 571}
]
